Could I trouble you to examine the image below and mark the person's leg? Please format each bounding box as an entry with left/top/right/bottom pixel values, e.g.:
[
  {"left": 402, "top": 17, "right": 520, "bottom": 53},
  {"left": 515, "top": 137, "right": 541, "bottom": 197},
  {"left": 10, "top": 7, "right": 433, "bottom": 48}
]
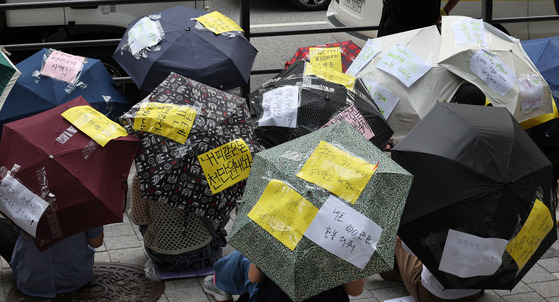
[
  {"left": 0, "top": 218, "right": 19, "bottom": 263},
  {"left": 394, "top": 237, "right": 425, "bottom": 301},
  {"left": 213, "top": 250, "right": 258, "bottom": 297}
]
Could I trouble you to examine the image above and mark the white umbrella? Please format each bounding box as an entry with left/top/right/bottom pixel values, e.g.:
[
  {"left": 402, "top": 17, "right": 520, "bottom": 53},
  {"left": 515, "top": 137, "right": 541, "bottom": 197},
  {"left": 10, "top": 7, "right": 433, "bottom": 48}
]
[
  {"left": 353, "top": 26, "right": 463, "bottom": 143},
  {"left": 438, "top": 15, "right": 554, "bottom": 125}
]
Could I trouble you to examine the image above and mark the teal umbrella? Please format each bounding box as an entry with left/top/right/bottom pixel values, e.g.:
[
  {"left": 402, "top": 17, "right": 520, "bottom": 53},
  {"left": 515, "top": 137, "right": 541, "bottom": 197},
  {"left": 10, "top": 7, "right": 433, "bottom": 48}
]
[
  {"left": 0, "top": 50, "right": 21, "bottom": 107},
  {"left": 228, "top": 120, "right": 413, "bottom": 302}
]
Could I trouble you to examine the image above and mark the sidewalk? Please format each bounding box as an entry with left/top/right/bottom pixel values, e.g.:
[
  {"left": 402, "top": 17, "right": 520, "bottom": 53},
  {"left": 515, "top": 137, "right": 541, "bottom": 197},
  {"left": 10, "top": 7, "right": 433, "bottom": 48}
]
[{"left": 2, "top": 169, "right": 559, "bottom": 301}]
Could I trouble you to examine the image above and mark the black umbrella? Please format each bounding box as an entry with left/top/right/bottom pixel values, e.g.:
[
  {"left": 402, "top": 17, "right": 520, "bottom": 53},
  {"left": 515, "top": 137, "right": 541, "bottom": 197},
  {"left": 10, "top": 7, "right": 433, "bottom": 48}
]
[
  {"left": 391, "top": 102, "right": 557, "bottom": 290},
  {"left": 249, "top": 60, "right": 393, "bottom": 149},
  {"left": 119, "top": 72, "right": 262, "bottom": 223},
  {"left": 113, "top": 6, "right": 257, "bottom": 92}
]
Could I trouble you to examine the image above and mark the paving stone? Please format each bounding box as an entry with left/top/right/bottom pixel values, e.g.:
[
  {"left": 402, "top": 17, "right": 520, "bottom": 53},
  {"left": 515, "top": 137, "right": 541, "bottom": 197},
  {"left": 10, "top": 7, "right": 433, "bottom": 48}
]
[{"left": 527, "top": 280, "right": 559, "bottom": 298}]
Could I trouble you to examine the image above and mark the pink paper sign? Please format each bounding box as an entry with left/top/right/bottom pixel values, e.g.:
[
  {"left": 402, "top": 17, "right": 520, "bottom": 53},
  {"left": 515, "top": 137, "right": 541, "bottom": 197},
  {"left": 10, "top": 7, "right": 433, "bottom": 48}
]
[
  {"left": 321, "top": 105, "right": 375, "bottom": 140},
  {"left": 40, "top": 50, "right": 86, "bottom": 83}
]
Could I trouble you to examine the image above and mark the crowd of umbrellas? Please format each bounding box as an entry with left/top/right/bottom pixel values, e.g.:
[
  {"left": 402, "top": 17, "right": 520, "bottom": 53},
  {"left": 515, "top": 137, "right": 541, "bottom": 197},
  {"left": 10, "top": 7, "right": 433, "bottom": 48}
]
[{"left": 0, "top": 5, "right": 558, "bottom": 301}]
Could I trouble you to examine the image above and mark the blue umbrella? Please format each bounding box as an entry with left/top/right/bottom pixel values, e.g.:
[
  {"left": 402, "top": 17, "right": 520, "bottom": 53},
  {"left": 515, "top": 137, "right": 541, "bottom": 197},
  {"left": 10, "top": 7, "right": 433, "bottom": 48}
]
[
  {"left": 112, "top": 5, "right": 257, "bottom": 92},
  {"left": 521, "top": 36, "right": 559, "bottom": 100},
  {"left": 521, "top": 36, "right": 559, "bottom": 149},
  {"left": 0, "top": 48, "right": 131, "bottom": 135}
]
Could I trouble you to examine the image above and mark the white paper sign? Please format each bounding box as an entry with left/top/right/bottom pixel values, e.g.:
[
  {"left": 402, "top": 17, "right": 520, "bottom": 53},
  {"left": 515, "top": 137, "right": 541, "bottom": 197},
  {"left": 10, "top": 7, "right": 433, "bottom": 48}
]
[
  {"left": 362, "top": 78, "right": 400, "bottom": 119},
  {"left": 0, "top": 174, "right": 49, "bottom": 237},
  {"left": 304, "top": 195, "right": 382, "bottom": 269},
  {"left": 345, "top": 39, "right": 381, "bottom": 76},
  {"left": 258, "top": 86, "right": 299, "bottom": 128},
  {"left": 128, "top": 17, "right": 164, "bottom": 56},
  {"left": 384, "top": 296, "right": 416, "bottom": 302},
  {"left": 518, "top": 74, "right": 545, "bottom": 113},
  {"left": 439, "top": 229, "right": 508, "bottom": 278},
  {"left": 376, "top": 45, "right": 432, "bottom": 87},
  {"left": 451, "top": 19, "right": 488, "bottom": 47},
  {"left": 470, "top": 49, "right": 517, "bottom": 96}
]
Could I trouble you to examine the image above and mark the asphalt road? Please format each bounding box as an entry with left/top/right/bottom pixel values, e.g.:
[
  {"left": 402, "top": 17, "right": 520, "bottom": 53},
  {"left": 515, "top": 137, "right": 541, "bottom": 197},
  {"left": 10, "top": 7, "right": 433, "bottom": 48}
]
[{"left": 209, "top": 0, "right": 338, "bottom": 92}]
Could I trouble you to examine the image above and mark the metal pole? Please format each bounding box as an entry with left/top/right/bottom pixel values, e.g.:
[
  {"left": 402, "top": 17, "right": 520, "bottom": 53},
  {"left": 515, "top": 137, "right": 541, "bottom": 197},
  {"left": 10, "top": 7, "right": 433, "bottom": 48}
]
[
  {"left": 240, "top": 0, "right": 251, "bottom": 99},
  {"left": 481, "top": 0, "right": 493, "bottom": 24}
]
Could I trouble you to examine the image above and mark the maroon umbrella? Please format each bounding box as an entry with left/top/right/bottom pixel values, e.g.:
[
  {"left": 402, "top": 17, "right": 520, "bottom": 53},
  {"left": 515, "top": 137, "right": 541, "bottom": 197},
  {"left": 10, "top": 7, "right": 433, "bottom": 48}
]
[
  {"left": 284, "top": 40, "right": 362, "bottom": 73},
  {"left": 0, "top": 96, "right": 140, "bottom": 250}
]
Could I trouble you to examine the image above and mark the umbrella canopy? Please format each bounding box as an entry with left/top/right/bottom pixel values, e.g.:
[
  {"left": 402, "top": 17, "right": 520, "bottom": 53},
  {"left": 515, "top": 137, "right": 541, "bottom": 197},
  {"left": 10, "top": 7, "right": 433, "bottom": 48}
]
[
  {"left": 0, "top": 48, "right": 131, "bottom": 134},
  {"left": 438, "top": 16, "right": 554, "bottom": 126},
  {"left": 391, "top": 102, "right": 557, "bottom": 290},
  {"left": 0, "top": 50, "right": 21, "bottom": 107},
  {"left": 0, "top": 96, "right": 140, "bottom": 251},
  {"left": 284, "top": 40, "right": 362, "bottom": 73},
  {"left": 119, "top": 72, "right": 262, "bottom": 223},
  {"left": 113, "top": 6, "right": 257, "bottom": 92},
  {"left": 250, "top": 60, "right": 393, "bottom": 150},
  {"left": 521, "top": 35, "right": 559, "bottom": 100},
  {"left": 228, "top": 120, "right": 413, "bottom": 302},
  {"left": 353, "top": 25, "right": 463, "bottom": 143}
]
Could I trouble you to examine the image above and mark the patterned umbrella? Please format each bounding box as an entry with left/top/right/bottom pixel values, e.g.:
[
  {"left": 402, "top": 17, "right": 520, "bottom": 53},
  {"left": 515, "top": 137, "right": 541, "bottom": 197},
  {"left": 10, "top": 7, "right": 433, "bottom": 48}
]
[
  {"left": 228, "top": 120, "right": 413, "bottom": 302},
  {"left": 250, "top": 60, "right": 393, "bottom": 150},
  {"left": 119, "top": 72, "right": 262, "bottom": 223},
  {"left": 0, "top": 50, "right": 21, "bottom": 107}
]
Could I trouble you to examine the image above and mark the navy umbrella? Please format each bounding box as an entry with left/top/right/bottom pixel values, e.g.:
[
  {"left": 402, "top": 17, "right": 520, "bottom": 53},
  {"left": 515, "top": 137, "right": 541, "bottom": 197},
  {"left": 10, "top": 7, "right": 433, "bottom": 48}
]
[
  {"left": 0, "top": 48, "right": 131, "bottom": 136},
  {"left": 113, "top": 5, "right": 257, "bottom": 92}
]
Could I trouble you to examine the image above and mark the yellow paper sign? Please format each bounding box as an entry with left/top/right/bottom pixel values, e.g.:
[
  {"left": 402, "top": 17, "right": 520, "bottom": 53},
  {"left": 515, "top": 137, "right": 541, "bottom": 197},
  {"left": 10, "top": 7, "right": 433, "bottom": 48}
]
[
  {"left": 198, "top": 138, "right": 253, "bottom": 194},
  {"left": 305, "top": 63, "right": 356, "bottom": 90},
  {"left": 506, "top": 199, "right": 554, "bottom": 270},
  {"left": 309, "top": 47, "right": 343, "bottom": 73},
  {"left": 297, "top": 141, "right": 378, "bottom": 204},
  {"left": 248, "top": 179, "right": 319, "bottom": 251},
  {"left": 132, "top": 102, "right": 197, "bottom": 144},
  {"left": 61, "top": 106, "right": 128, "bottom": 147},
  {"left": 195, "top": 11, "right": 244, "bottom": 34}
]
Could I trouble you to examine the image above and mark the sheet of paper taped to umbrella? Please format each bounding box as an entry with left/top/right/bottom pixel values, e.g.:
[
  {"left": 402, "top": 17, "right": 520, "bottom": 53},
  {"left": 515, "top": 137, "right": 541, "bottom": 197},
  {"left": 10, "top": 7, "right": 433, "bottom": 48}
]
[
  {"left": 61, "top": 106, "right": 128, "bottom": 147},
  {"left": 132, "top": 102, "right": 197, "bottom": 144},
  {"left": 361, "top": 78, "right": 400, "bottom": 119},
  {"left": 0, "top": 173, "right": 49, "bottom": 237},
  {"left": 296, "top": 141, "right": 378, "bottom": 204},
  {"left": 505, "top": 199, "right": 554, "bottom": 270},
  {"left": 320, "top": 105, "right": 376, "bottom": 140},
  {"left": 258, "top": 85, "right": 299, "bottom": 128},
  {"left": 195, "top": 11, "right": 243, "bottom": 35},
  {"left": 304, "top": 195, "right": 382, "bottom": 269},
  {"left": 197, "top": 138, "right": 253, "bottom": 194},
  {"left": 438, "top": 229, "right": 508, "bottom": 278},
  {"left": 470, "top": 49, "right": 517, "bottom": 96},
  {"left": 247, "top": 179, "right": 319, "bottom": 251},
  {"left": 308, "top": 47, "right": 343, "bottom": 73},
  {"left": 451, "top": 18, "right": 489, "bottom": 47},
  {"left": 345, "top": 38, "right": 381, "bottom": 77},
  {"left": 304, "top": 62, "right": 356, "bottom": 90},
  {"left": 375, "top": 44, "right": 432, "bottom": 88},
  {"left": 517, "top": 74, "right": 545, "bottom": 113},
  {"left": 40, "top": 50, "right": 85, "bottom": 84},
  {"left": 126, "top": 16, "right": 164, "bottom": 56}
]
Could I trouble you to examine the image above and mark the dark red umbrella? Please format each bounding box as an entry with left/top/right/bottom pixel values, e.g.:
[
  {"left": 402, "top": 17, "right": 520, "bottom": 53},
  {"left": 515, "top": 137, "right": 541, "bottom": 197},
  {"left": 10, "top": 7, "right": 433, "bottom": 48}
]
[
  {"left": 0, "top": 96, "right": 140, "bottom": 250},
  {"left": 284, "top": 40, "right": 362, "bottom": 73}
]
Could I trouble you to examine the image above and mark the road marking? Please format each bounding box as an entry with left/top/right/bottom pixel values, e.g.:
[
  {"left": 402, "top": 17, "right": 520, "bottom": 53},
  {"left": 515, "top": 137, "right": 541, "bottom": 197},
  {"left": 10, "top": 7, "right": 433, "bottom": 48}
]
[{"left": 250, "top": 21, "right": 328, "bottom": 28}]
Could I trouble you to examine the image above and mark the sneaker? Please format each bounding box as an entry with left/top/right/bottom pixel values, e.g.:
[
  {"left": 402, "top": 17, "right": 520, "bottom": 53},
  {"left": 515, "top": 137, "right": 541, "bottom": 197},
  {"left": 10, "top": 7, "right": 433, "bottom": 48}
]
[{"left": 203, "top": 275, "right": 233, "bottom": 302}]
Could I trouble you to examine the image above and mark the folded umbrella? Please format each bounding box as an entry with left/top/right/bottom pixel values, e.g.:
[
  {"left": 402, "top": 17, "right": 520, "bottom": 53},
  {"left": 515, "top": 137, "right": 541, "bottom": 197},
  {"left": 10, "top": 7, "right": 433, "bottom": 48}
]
[
  {"left": 229, "top": 120, "right": 413, "bottom": 302},
  {"left": 0, "top": 96, "right": 140, "bottom": 251},
  {"left": 392, "top": 102, "right": 557, "bottom": 290},
  {"left": 113, "top": 6, "right": 257, "bottom": 92}
]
